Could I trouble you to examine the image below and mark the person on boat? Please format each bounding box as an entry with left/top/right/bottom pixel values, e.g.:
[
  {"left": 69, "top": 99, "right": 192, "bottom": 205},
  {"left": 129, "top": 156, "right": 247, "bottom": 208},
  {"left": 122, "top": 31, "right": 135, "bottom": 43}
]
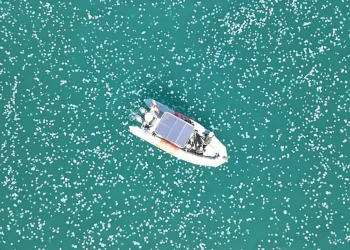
[{"left": 203, "top": 130, "right": 214, "bottom": 146}]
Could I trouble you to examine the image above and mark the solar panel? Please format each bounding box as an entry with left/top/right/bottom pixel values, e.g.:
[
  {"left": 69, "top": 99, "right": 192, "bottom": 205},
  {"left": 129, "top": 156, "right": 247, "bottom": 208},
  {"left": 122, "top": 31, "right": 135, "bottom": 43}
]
[{"left": 155, "top": 112, "right": 194, "bottom": 148}]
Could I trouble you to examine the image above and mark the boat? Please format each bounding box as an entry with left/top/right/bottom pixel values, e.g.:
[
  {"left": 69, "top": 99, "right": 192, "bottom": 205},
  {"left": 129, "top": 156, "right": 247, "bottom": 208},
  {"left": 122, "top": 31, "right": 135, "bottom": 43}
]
[{"left": 129, "top": 99, "right": 228, "bottom": 167}]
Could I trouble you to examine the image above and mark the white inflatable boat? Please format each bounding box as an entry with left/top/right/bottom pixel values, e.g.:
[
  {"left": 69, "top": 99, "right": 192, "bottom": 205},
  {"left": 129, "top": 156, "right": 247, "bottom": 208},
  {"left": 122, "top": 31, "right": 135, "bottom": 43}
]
[{"left": 129, "top": 99, "right": 228, "bottom": 167}]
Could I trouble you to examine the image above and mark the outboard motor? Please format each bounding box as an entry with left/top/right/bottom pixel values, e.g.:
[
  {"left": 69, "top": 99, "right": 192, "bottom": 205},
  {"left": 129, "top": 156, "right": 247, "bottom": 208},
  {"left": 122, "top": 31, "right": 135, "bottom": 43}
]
[
  {"left": 139, "top": 107, "right": 147, "bottom": 114},
  {"left": 134, "top": 115, "right": 143, "bottom": 124},
  {"left": 144, "top": 112, "right": 155, "bottom": 126}
]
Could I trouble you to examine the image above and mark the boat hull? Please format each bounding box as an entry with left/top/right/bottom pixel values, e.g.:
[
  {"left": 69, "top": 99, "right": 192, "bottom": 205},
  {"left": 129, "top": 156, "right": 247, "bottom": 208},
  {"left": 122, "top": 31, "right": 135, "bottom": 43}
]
[
  {"left": 129, "top": 126, "right": 227, "bottom": 167},
  {"left": 128, "top": 99, "right": 228, "bottom": 167}
]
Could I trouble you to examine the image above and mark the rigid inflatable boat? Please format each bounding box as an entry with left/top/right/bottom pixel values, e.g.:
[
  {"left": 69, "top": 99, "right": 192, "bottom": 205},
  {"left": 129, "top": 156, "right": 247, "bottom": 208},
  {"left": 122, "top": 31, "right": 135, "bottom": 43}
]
[{"left": 129, "top": 99, "right": 228, "bottom": 167}]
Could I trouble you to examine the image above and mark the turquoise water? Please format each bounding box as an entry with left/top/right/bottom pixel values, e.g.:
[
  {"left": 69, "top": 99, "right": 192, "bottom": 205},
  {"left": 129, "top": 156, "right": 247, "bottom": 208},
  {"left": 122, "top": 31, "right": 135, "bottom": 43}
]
[{"left": 1, "top": 0, "right": 349, "bottom": 249}]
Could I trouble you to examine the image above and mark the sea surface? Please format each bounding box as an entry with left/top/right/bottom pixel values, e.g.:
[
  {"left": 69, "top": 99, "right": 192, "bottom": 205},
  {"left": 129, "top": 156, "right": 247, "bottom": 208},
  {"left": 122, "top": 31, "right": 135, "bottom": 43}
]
[{"left": 1, "top": 0, "right": 349, "bottom": 249}]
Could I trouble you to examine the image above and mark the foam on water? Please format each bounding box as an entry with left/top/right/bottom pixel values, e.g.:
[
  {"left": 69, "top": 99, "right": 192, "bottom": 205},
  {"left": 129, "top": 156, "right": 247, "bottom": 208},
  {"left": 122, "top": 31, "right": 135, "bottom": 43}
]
[{"left": 1, "top": 0, "right": 349, "bottom": 249}]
